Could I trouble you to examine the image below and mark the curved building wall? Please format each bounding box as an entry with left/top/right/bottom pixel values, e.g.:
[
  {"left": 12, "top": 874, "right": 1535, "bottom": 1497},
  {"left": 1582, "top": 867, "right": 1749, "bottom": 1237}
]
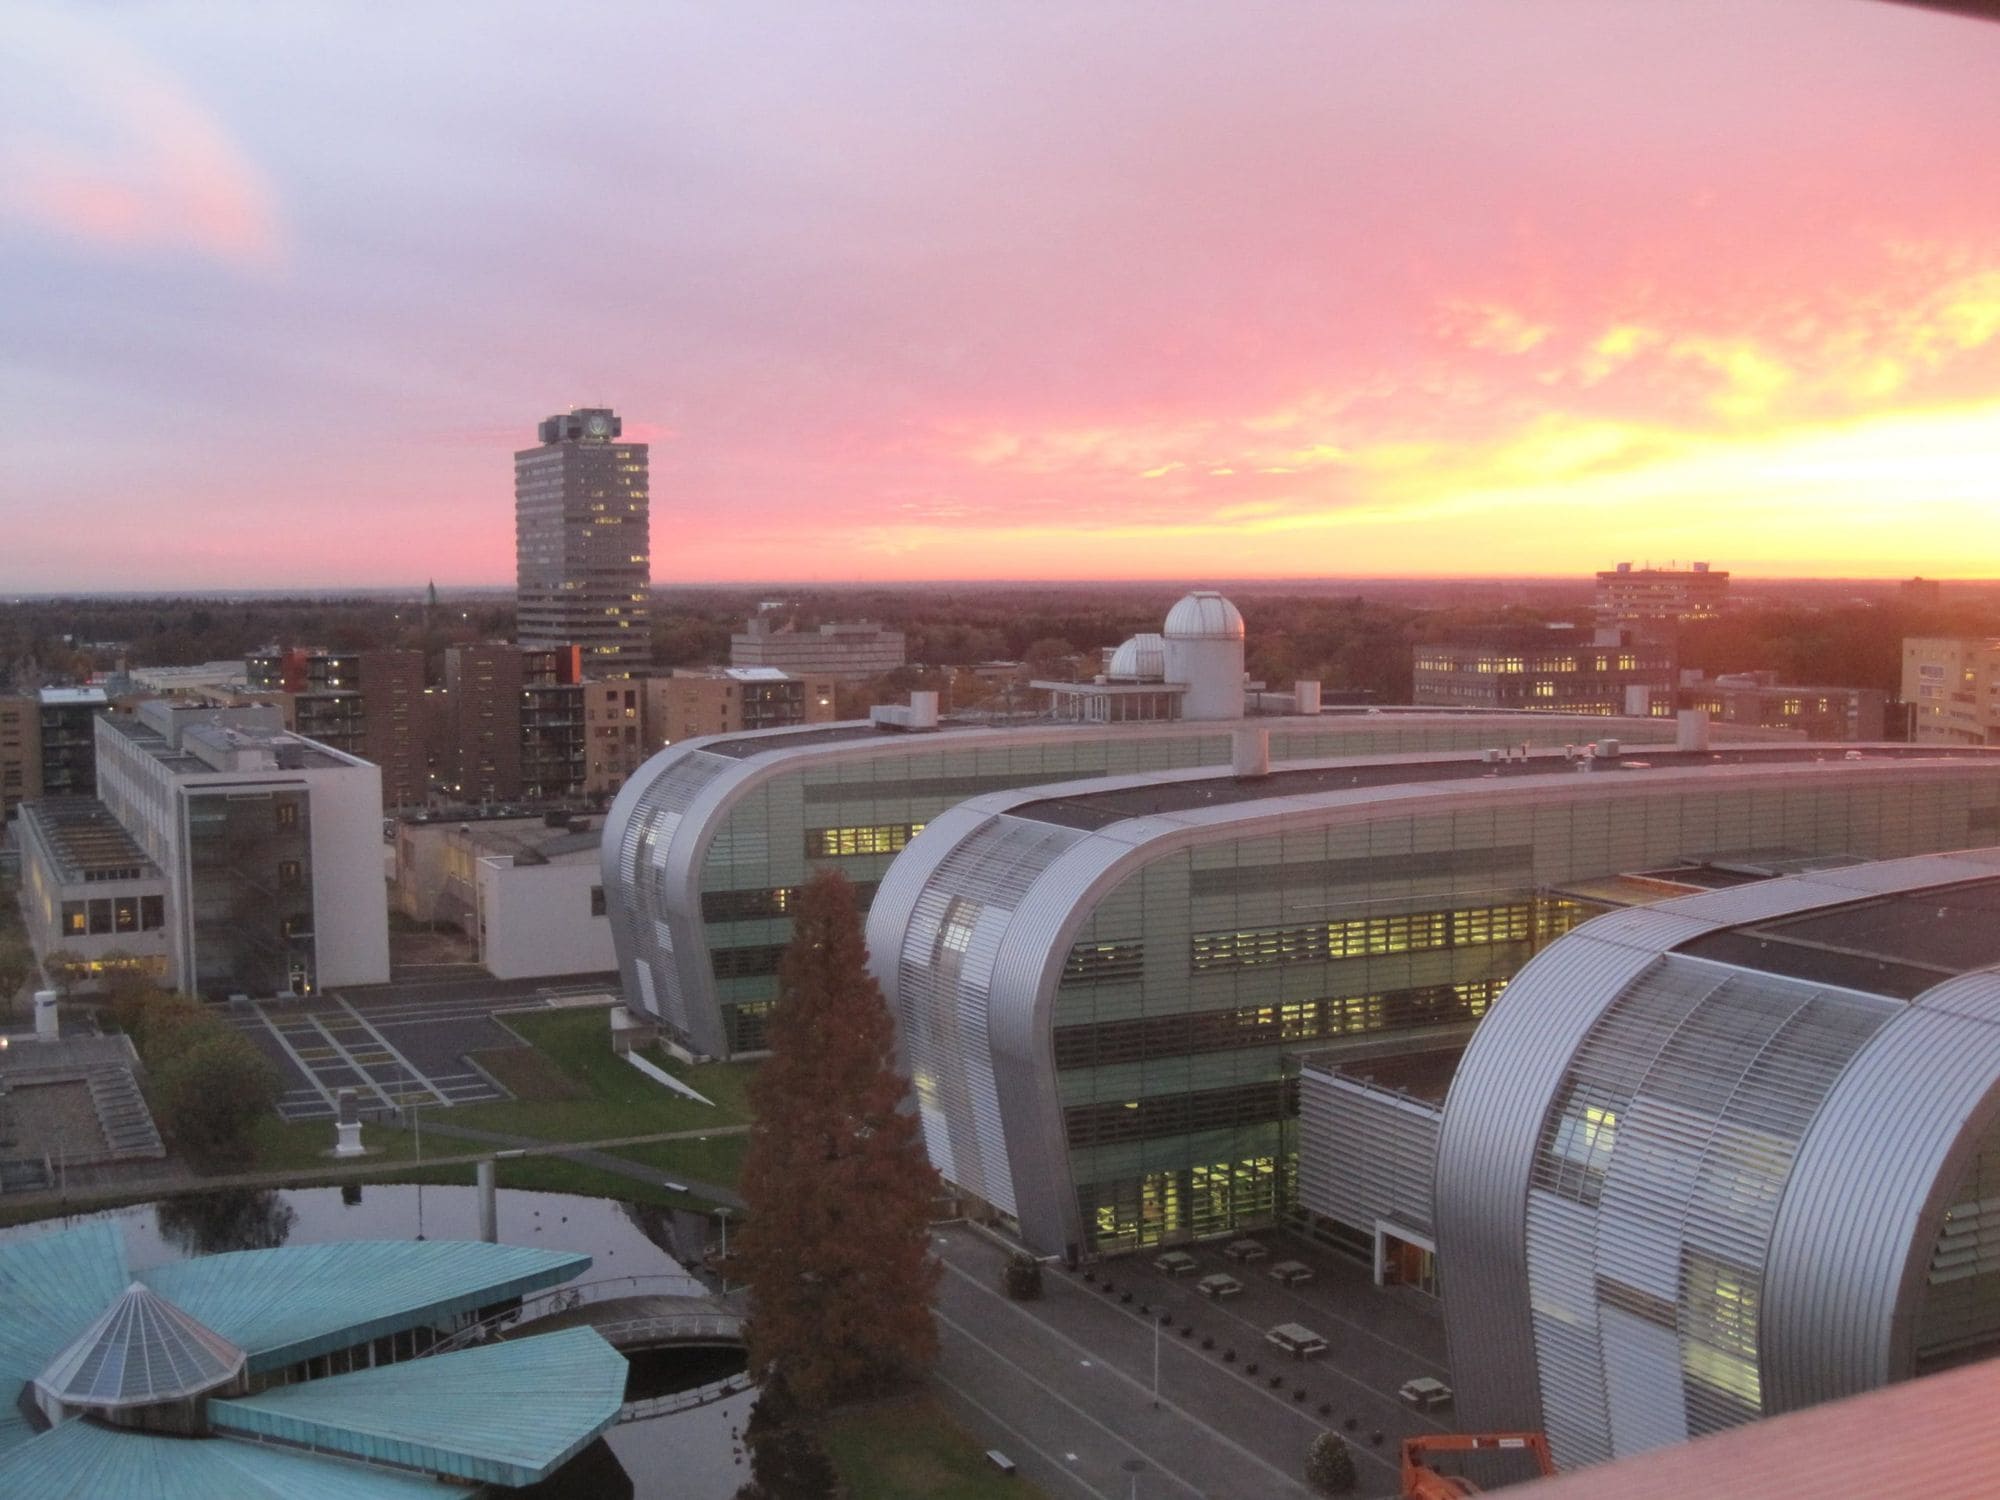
[
  {"left": 1436, "top": 846, "right": 2000, "bottom": 1470},
  {"left": 870, "top": 758, "right": 2000, "bottom": 1259},
  {"left": 605, "top": 712, "right": 1712, "bottom": 1057}
]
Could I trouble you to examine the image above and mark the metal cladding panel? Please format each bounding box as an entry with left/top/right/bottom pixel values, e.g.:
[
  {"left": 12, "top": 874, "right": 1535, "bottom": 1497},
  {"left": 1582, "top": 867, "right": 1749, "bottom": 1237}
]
[
  {"left": 602, "top": 742, "right": 726, "bottom": 1042},
  {"left": 1763, "top": 972, "right": 2000, "bottom": 1412},
  {"left": 984, "top": 836, "right": 1153, "bottom": 1254},
  {"left": 1601, "top": 1306, "right": 1688, "bottom": 1457},
  {"left": 883, "top": 814, "right": 1086, "bottom": 1219},
  {"left": 1434, "top": 930, "right": 1673, "bottom": 1436},
  {"left": 1297, "top": 1069, "right": 1440, "bottom": 1236}
]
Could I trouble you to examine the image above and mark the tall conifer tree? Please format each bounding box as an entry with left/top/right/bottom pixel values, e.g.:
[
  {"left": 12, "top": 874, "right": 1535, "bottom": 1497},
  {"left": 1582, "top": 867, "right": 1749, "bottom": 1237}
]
[{"left": 735, "top": 870, "right": 941, "bottom": 1409}]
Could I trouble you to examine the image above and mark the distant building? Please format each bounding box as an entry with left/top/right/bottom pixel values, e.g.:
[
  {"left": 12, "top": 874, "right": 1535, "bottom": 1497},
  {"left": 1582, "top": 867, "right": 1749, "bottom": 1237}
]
[
  {"left": 730, "top": 614, "right": 904, "bottom": 679},
  {"left": 15, "top": 797, "right": 170, "bottom": 988},
  {"left": 37, "top": 687, "right": 111, "bottom": 797},
  {"left": 1900, "top": 575, "right": 1944, "bottom": 605},
  {"left": 1413, "top": 629, "right": 1675, "bottom": 716},
  {"left": 0, "top": 695, "right": 37, "bottom": 818},
  {"left": 391, "top": 812, "right": 612, "bottom": 979},
  {"left": 1678, "top": 671, "right": 1886, "bottom": 741},
  {"left": 641, "top": 666, "right": 837, "bottom": 749},
  {"left": 244, "top": 648, "right": 430, "bottom": 808},
  {"left": 515, "top": 407, "right": 651, "bottom": 676},
  {"left": 1904, "top": 637, "right": 2000, "bottom": 746},
  {"left": 442, "top": 644, "right": 586, "bottom": 805},
  {"left": 583, "top": 679, "right": 647, "bottom": 798},
  {"left": 1595, "top": 561, "right": 1729, "bottom": 630},
  {"left": 94, "top": 701, "right": 389, "bottom": 999}
]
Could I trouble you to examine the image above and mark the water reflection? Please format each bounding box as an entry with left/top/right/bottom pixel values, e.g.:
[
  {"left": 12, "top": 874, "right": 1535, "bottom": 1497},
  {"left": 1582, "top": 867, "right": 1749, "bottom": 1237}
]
[{"left": 156, "top": 1188, "right": 298, "bottom": 1257}]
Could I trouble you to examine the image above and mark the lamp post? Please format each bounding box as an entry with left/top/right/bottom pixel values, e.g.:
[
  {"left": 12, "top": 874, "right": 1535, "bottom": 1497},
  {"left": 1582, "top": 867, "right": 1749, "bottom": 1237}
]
[
  {"left": 1122, "top": 1457, "right": 1146, "bottom": 1500},
  {"left": 715, "top": 1206, "right": 733, "bottom": 1296}
]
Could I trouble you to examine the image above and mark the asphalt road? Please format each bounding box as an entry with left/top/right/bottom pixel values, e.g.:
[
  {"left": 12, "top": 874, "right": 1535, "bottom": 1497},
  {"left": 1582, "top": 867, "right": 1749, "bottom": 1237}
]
[{"left": 928, "top": 1225, "right": 1452, "bottom": 1500}]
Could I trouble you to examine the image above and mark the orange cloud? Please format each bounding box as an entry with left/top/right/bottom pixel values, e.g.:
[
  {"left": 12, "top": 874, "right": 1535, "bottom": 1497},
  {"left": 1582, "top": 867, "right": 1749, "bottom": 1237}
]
[{"left": 0, "top": 14, "right": 282, "bottom": 268}]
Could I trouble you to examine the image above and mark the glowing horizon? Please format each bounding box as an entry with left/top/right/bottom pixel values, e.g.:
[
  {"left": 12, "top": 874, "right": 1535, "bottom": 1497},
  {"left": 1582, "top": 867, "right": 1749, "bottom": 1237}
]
[{"left": 2, "top": 2, "right": 1998, "bottom": 591}]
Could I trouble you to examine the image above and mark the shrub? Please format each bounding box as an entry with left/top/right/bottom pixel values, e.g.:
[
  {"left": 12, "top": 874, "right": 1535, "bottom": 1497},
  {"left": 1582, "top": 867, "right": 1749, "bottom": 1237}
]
[
  {"left": 1305, "top": 1432, "right": 1357, "bottom": 1495},
  {"left": 1002, "top": 1253, "right": 1044, "bottom": 1301}
]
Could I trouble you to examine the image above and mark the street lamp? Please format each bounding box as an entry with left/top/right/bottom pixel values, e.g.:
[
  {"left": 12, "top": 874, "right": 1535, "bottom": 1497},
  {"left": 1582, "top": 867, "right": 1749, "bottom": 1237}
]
[{"left": 1121, "top": 1457, "right": 1146, "bottom": 1500}]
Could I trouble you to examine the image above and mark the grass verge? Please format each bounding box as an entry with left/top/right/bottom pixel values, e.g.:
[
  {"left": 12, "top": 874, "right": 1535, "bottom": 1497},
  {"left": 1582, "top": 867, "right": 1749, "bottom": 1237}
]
[{"left": 822, "top": 1394, "right": 1047, "bottom": 1500}]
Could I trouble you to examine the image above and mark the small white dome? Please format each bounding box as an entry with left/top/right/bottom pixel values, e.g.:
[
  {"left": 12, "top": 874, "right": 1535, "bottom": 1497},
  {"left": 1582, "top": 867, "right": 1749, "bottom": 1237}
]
[
  {"left": 1163, "top": 591, "right": 1245, "bottom": 641},
  {"left": 1107, "top": 634, "right": 1167, "bottom": 681}
]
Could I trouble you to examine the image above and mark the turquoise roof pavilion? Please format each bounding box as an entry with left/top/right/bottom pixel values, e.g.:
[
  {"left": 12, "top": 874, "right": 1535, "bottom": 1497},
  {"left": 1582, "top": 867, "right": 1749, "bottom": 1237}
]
[{"left": 0, "top": 1218, "right": 628, "bottom": 1498}]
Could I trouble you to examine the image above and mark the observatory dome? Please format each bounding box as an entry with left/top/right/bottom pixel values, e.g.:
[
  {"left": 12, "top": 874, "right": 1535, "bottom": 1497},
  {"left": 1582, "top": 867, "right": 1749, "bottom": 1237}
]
[
  {"left": 1163, "top": 591, "right": 1245, "bottom": 641},
  {"left": 1107, "top": 633, "right": 1167, "bottom": 681}
]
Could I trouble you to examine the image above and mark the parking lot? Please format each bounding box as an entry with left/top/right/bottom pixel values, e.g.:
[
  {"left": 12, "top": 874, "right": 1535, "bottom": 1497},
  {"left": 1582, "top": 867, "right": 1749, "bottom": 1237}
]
[
  {"left": 228, "top": 971, "right": 618, "bottom": 1121},
  {"left": 930, "top": 1222, "right": 1457, "bottom": 1500}
]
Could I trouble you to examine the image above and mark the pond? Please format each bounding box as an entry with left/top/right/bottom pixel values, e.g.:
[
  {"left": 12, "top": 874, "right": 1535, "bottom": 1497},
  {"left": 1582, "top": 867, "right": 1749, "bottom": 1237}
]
[{"left": 1, "top": 1185, "right": 754, "bottom": 1500}]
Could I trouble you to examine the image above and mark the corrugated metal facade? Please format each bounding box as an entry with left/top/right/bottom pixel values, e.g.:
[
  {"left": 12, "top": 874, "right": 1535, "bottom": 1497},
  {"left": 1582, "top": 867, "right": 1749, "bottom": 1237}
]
[
  {"left": 1438, "top": 846, "right": 2000, "bottom": 1469},
  {"left": 1296, "top": 1065, "right": 1440, "bottom": 1236}
]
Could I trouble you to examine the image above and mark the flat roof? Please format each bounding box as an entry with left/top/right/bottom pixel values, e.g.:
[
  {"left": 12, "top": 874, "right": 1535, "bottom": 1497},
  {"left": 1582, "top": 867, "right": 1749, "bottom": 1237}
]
[
  {"left": 1009, "top": 746, "right": 1990, "bottom": 831},
  {"left": 1308, "top": 1045, "right": 1468, "bottom": 1105},
  {"left": 1678, "top": 875, "right": 2000, "bottom": 999},
  {"left": 37, "top": 687, "right": 108, "bottom": 706},
  {"left": 20, "top": 797, "right": 160, "bottom": 883}
]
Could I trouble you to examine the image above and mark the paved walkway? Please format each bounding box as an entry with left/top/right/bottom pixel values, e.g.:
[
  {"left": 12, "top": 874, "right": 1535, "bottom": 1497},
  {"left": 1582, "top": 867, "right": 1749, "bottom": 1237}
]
[
  {"left": 419, "top": 1118, "right": 747, "bottom": 1210},
  {"left": 0, "top": 1122, "right": 748, "bottom": 1218}
]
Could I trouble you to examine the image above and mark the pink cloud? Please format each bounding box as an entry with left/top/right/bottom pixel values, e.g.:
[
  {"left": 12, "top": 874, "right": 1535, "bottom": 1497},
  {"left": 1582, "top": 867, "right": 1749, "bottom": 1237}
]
[{"left": 0, "top": 14, "right": 281, "bottom": 268}]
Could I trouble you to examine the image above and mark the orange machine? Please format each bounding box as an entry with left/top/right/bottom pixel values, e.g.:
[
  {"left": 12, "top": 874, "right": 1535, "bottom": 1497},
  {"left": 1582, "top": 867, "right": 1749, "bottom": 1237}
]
[{"left": 1400, "top": 1432, "right": 1556, "bottom": 1499}]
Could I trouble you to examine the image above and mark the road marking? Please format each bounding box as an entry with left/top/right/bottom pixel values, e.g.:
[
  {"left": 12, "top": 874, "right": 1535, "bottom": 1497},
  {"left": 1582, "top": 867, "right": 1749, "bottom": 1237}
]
[
  {"left": 336, "top": 994, "right": 448, "bottom": 1107},
  {"left": 940, "top": 1249, "right": 1404, "bottom": 1478},
  {"left": 938, "top": 1263, "right": 1331, "bottom": 1491},
  {"left": 252, "top": 1006, "right": 340, "bottom": 1113},
  {"left": 935, "top": 1310, "right": 1211, "bottom": 1498},
  {"left": 931, "top": 1367, "right": 1110, "bottom": 1499},
  {"left": 296, "top": 1013, "right": 400, "bottom": 1111}
]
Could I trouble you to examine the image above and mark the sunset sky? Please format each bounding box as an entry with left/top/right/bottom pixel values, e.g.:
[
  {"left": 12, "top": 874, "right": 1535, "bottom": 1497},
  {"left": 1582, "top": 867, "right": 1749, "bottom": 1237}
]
[{"left": 3, "top": 1, "right": 1998, "bottom": 590}]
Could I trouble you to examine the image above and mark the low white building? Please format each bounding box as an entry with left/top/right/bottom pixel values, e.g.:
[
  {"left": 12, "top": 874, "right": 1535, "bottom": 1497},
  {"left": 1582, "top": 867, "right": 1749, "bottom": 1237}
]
[
  {"left": 474, "top": 830, "right": 615, "bottom": 981},
  {"left": 94, "top": 701, "right": 389, "bottom": 999},
  {"left": 15, "top": 798, "right": 171, "bottom": 990}
]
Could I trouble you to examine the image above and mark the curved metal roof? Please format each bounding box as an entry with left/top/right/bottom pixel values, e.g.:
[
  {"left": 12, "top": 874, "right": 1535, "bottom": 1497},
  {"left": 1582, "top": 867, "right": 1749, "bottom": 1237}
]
[
  {"left": 1434, "top": 846, "right": 2000, "bottom": 1464},
  {"left": 0, "top": 1415, "right": 472, "bottom": 1500},
  {"left": 140, "top": 1240, "right": 592, "bottom": 1373},
  {"left": 870, "top": 754, "right": 2000, "bottom": 1255},
  {"left": 605, "top": 709, "right": 1754, "bottom": 1054},
  {"left": 1107, "top": 632, "right": 1167, "bottom": 681},
  {"left": 34, "top": 1282, "right": 244, "bottom": 1411},
  {"left": 208, "top": 1326, "right": 627, "bottom": 1487}
]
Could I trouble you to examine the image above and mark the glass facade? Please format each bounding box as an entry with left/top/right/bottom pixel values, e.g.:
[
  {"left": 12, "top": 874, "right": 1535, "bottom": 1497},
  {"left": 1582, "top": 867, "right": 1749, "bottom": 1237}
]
[
  {"left": 185, "top": 787, "right": 315, "bottom": 1000},
  {"left": 886, "top": 761, "right": 2000, "bottom": 1259},
  {"left": 667, "top": 715, "right": 1696, "bottom": 1056}
]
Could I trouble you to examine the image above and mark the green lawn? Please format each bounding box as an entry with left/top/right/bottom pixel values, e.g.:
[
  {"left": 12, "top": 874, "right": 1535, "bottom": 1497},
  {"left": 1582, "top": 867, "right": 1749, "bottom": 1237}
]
[
  {"left": 823, "top": 1396, "right": 1047, "bottom": 1500},
  {"left": 444, "top": 1007, "right": 756, "bottom": 1140},
  {"left": 249, "top": 1006, "right": 756, "bottom": 1209}
]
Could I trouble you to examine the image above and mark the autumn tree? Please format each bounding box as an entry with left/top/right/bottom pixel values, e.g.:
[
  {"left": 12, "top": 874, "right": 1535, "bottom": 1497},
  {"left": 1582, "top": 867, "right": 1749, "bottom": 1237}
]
[{"left": 734, "top": 870, "right": 941, "bottom": 1410}]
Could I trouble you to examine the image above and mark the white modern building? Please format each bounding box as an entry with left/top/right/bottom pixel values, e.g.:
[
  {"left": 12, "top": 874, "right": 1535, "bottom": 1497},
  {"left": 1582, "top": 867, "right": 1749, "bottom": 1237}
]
[
  {"left": 94, "top": 701, "right": 389, "bottom": 999},
  {"left": 862, "top": 743, "right": 2000, "bottom": 1262},
  {"left": 604, "top": 598, "right": 1773, "bottom": 1059},
  {"left": 471, "top": 825, "right": 614, "bottom": 981}
]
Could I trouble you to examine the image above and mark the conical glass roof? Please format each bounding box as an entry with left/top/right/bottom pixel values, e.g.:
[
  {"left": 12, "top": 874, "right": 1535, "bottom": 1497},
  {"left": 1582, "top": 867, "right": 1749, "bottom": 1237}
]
[{"left": 34, "top": 1281, "right": 245, "bottom": 1410}]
